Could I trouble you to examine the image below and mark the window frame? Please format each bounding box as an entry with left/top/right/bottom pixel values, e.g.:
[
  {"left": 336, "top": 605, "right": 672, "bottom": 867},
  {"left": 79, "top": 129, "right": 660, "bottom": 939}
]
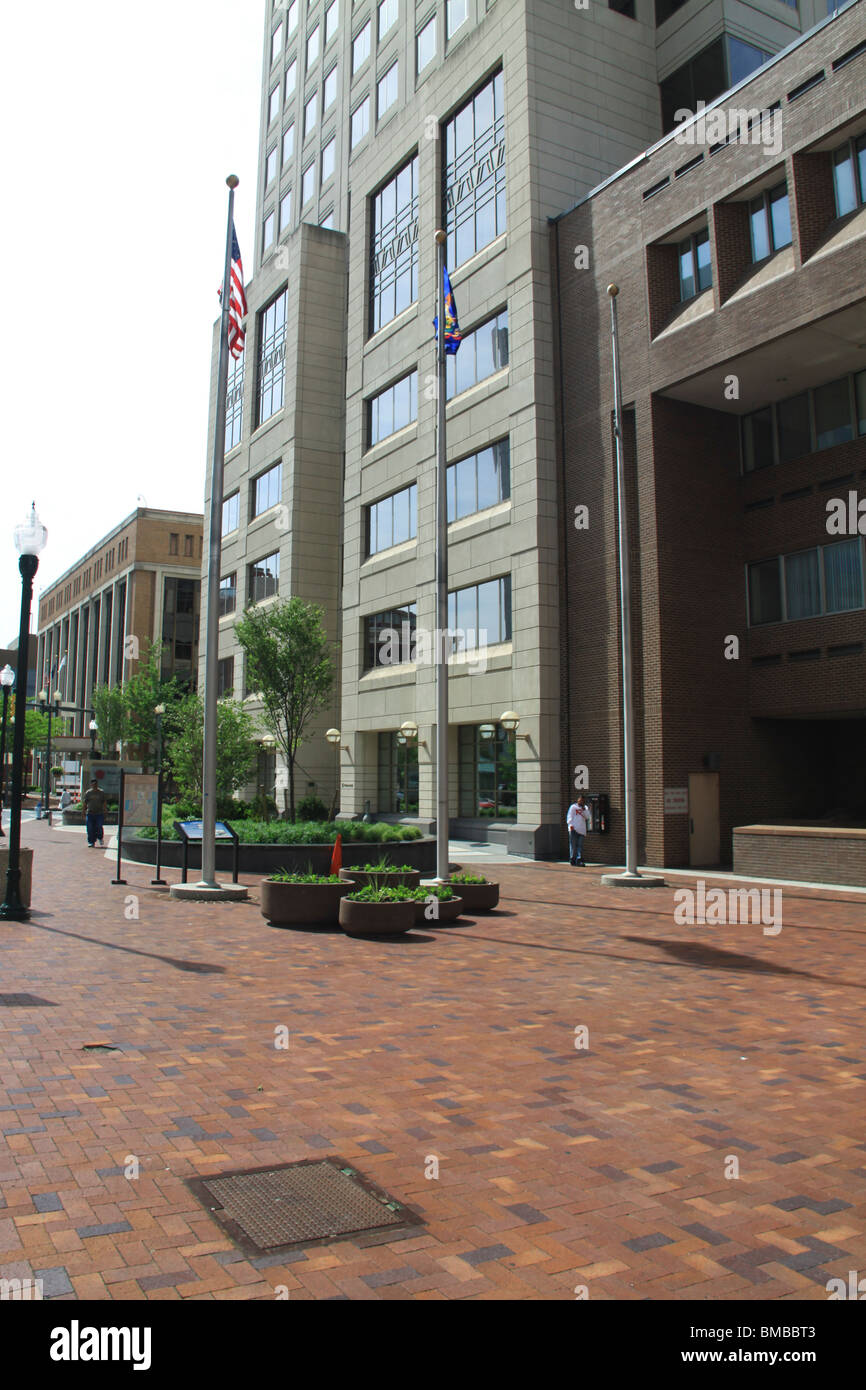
[
  {"left": 365, "top": 482, "right": 418, "bottom": 557},
  {"left": 248, "top": 551, "right": 281, "bottom": 606},
  {"left": 367, "top": 370, "right": 419, "bottom": 447},
  {"left": 251, "top": 461, "right": 283, "bottom": 519}
]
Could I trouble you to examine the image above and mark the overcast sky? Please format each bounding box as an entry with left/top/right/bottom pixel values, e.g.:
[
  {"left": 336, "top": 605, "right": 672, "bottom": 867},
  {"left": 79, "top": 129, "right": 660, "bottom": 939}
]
[{"left": 1, "top": 1, "right": 263, "bottom": 645}]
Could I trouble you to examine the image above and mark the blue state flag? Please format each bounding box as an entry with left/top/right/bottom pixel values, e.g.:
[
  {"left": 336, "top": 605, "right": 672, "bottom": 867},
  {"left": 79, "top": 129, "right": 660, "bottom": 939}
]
[{"left": 433, "top": 265, "right": 463, "bottom": 354}]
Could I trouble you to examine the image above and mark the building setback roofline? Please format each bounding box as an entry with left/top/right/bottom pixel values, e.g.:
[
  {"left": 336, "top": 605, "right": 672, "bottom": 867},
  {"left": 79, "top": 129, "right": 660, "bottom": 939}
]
[
  {"left": 38, "top": 508, "right": 204, "bottom": 599},
  {"left": 549, "top": 0, "right": 863, "bottom": 225}
]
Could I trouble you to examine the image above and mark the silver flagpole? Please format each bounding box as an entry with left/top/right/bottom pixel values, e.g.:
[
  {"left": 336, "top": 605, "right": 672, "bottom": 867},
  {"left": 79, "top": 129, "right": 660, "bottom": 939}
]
[
  {"left": 199, "top": 175, "right": 238, "bottom": 889},
  {"left": 434, "top": 230, "right": 449, "bottom": 883},
  {"left": 602, "top": 284, "right": 664, "bottom": 889}
]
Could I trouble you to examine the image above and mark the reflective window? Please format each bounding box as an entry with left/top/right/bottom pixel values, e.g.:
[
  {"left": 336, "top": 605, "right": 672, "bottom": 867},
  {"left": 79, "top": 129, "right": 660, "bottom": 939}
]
[
  {"left": 249, "top": 552, "right": 281, "bottom": 604},
  {"left": 257, "top": 289, "right": 287, "bottom": 426},
  {"left": 269, "top": 85, "right": 281, "bottom": 124},
  {"left": 368, "top": 371, "right": 418, "bottom": 446},
  {"left": 353, "top": 20, "right": 371, "bottom": 72},
  {"left": 325, "top": 0, "right": 339, "bottom": 45},
  {"left": 252, "top": 462, "right": 282, "bottom": 517},
  {"left": 446, "top": 308, "right": 508, "bottom": 398},
  {"left": 320, "top": 209, "right": 335, "bottom": 229},
  {"left": 286, "top": 59, "right": 297, "bottom": 98},
  {"left": 262, "top": 211, "right": 276, "bottom": 252},
  {"left": 266, "top": 146, "right": 278, "bottom": 187},
  {"left": 322, "top": 136, "right": 336, "bottom": 182},
  {"left": 323, "top": 65, "right": 338, "bottom": 110},
  {"left": 304, "top": 90, "right": 318, "bottom": 135},
  {"left": 222, "top": 493, "right": 239, "bottom": 537},
  {"left": 217, "top": 656, "right": 234, "bottom": 699},
  {"left": 448, "top": 576, "right": 512, "bottom": 648},
  {"left": 444, "top": 72, "right": 506, "bottom": 269},
  {"left": 225, "top": 348, "right": 244, "bottom": 453},
  {"left": 286, "top": 0, "right": 298, "bottom": 34},
  {"left": 824, "top": 539, "right": 863, "bottom": 613},
  {"left": 749, "top": 183, "right": 791, "bottom": 261},
  {"left": 377, "top": 62, "right": 398, "bottom": 117},
  {"left": 378, "top": 0, "right": 398, "bottom": 41},
  {"left": 459, "top": 723, "right": 517, "bottom": 819},
  {"left": 677, "top": 229, "right": 711, "bottom": 300},
  {"left": 370, "top": 156, "right": 419, "bottom": 332},
  {"left": 367, "top": 483, "right": 418, "bottom": 555},
  {"left": 727, "top": 36, "right": 772, "bottom": 86},
  {"left": 377, "top": 731, "right": 419, "bottom": 815},
  {"left": 218, "top": 575, "right": 237, "bottom": 619},
  {"left": 749, "top": 543, "right": 864, "bottom": 624},
  {"left": 365, "top": 603, "right": 417, "bottom": 670},
  {"left": 271, "top": 24, "right": 283, "bottom": 64},
  {"left": 447, "top": 440, "right": 510, "bottom": 521},
  {"left": 302, "top": 162, "right": 316, "bottom": 204},
  {"left": 832, "top": 135, "right": 866, "bottom": 218},
  {"left": 446, "top": 0, "right": 468, "bottom": 38},
  {"left": 784, "top": 549, "right": 821, "bottom": 621},
  {"left": 280, "top": 186, "right": 293, "bottom": 232},
  {"left": 351, "top": 96, "right": 370, "bottom": 147},
  {"left": 814, "top": 377, "right": 854, "bottom": 450},
  {"left": 417, "top": 14, "right": 436, "bottom": 73},
  {"left": 283, "top": 123, "right": 295, "bottom": 162},
  {"left": 307, "top": 24, "right": 320, "bottom": 70}
]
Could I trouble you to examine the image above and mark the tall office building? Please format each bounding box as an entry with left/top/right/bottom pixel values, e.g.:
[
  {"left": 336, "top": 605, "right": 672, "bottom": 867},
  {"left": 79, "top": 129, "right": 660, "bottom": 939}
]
[{"left": 207, "top": 0, "right": 844, "bottom": 854}]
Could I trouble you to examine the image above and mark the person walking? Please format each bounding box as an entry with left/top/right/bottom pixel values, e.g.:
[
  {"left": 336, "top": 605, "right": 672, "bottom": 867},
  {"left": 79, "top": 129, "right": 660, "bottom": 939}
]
[
  {"left": 566, "top": 794, "right": 590, "bottom": 866},
  {"left": 83, "top": 778, "right": 106, "bottom": 848}
]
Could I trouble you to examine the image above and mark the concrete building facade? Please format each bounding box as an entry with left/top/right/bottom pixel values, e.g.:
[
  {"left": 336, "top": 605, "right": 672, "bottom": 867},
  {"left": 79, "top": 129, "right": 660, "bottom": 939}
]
[{"left": 36, "top": 510, "right": 203, "bottom": 737}]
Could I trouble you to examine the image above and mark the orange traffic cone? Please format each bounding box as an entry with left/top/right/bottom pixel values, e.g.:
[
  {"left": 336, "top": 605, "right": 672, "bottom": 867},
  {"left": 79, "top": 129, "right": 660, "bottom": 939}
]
[{"left": 330, "top": 833, "right": 342, "bottom": 875}]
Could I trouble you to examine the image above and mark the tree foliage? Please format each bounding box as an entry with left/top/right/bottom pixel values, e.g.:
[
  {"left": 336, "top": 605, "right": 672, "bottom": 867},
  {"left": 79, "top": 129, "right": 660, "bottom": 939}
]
[
  {"left": 123, "top": 640, "right": 180, "bottom": 766},
  {"left": 90, "top": 682, "right": 128, "bottom": 754},
  {"left": 162, "top": 693, "right": 258, "bottom": 803},
  {"left": 235, "top": 598, "right": 334, "bottom": 820}
]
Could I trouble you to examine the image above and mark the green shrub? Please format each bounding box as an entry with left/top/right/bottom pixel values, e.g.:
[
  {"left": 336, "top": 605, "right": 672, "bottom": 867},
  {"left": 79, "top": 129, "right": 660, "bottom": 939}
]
[
  {"left": 345, "top": 884, "right": 418, "bottom": 903},
  {"left": 449, "top": 872, "right": 488, "bottom": 885},
  {"left": 296, "top": 794, "right": 329, "bottom": 821},
  {"left": 137, "top": 818, "right": 424, "bottom": 845},
  {"left": 410, "top": 885, "right": 456, "bottom": 902},
  {"left": 268, "top": 869, "right": 343, "bottom": 884},
  {"left": 357, "top": 858, "right": 417, "bottom": 873}
]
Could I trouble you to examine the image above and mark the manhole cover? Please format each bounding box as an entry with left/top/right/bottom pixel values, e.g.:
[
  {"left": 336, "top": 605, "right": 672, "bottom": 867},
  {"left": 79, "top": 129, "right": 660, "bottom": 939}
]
[
  {"left": 185, "top": 1158, "right": 422, "bottom": 1256},
  {"left": 0, "top": 994, "right": 57, "bottom": 1007}
]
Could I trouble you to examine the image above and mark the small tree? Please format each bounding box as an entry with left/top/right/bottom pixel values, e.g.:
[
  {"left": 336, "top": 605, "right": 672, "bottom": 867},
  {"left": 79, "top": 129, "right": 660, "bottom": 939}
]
[
  {"left": 22, "top": 710, "right": 50, "bottom": 760},
  {"left": 163, "top": 693, "right": 257, "bottom": 806},
  {"left": 90, "top": 683, "right": 127, "bottom": 756},
  {"left": 236, "top": 598, "right": 334, "bottom": 821},
  {"left": 123, "top": 640, "right": 181, "bottom": 768}
]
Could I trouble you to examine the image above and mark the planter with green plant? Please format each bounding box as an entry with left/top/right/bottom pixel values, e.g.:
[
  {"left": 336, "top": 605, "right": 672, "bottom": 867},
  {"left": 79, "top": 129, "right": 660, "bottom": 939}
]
[
  {"left": 410, "top": 885, "right": 464, "bottom": 924},
  {"left": 260, "top": 868, "right": 350, "bottom": 927},
  {"left": 339, "top": 884, "right": 418, "bottom": 936},
  {"left": 339, "top": 858, "right": 421, "bottom": 890},
  {"left": 447, "top": 872, "right": 499, "bottom": 912}
]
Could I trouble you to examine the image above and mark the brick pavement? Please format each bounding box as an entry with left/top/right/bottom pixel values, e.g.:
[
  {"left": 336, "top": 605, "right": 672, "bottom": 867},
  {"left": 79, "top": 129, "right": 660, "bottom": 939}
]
[{"left": 1, "top": 820, "right": 865, "bottom": 1300}]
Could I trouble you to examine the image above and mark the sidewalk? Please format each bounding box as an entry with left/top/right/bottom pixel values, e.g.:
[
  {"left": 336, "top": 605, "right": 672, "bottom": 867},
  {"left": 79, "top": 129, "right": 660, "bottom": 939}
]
[{"left": 1, "top": 817, "right": 864, "bottom": 1300}]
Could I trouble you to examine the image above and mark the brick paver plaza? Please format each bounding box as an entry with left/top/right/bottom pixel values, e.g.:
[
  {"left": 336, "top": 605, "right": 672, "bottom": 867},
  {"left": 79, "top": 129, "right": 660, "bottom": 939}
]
[{"left": 1, "top": 820, "right": 865, "bottom": 1301}]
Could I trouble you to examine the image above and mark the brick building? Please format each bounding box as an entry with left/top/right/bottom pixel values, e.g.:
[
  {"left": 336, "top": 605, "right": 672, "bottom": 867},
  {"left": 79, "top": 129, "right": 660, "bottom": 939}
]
[
  {"left": 36, "top": 510, "right": 203, "bottom": 737},
  {"left": 552, "top": 2, "right": 866, "bottom": 867}
]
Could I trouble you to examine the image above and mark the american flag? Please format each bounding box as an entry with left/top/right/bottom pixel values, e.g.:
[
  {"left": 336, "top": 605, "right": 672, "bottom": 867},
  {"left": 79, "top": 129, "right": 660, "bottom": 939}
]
[{"left": 218, "top": 224, "right": 248, "bottom": 360}]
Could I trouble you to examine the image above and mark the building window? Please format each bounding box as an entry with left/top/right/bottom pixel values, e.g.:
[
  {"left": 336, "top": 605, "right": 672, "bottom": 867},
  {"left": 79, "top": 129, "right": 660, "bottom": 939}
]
[
  {"left": 377, "top": 731, "right": 419, "bottom": 815},
  {"left": 249, "top": 552, "right": 281, "bottom": 604},
  {"left": 446, "top": 308, "right": 508, "bottom": 398},
  {"left": 448, "top": 576, "right": 512, "bottom": 649},
  {"left": 377, "top": 62, "right": 398, "bottom": 118},
  {"left": 655, "top": 0, "right": 687, "bottom": 20},
  {"left": 378, "top": 0, "right": 398, "bottom": 42},
  {"left": 169, "top": 533, "right": 179, "bottom": 556},
  {"left": 446, "top": 0, "right": 468, "bottom": 38},
  {"left": 608, "top": 0, "right": 635, "bottom": 14},
  {"left": 742, "top": 371, "right": 866, "bottom": 472},
  {"left": 748, "top": 542, "right": 864, "bottom": 625},
  {"left": 352, "top": 20, "right": 371, "bottom": 73},
  {"left": 832, "top": 135, "right": 866, "bottom": 218},
  {"left": 286, "top": 59, "right": 297, "bottom": 99},
  {"left": 252, "top": 461, "right": 282, "bottom": 517},
  {"left": 320, "top": 209, "right": 335, "bottom": 229},
  {"left": 321, "top": 136, "right": 336, "bottom": 183},
  {"left": 307, "top": 24, "right": 320, "bottom": 70},
  {"left": 269, "top": 85, "right": 281, "bottom": 124},
  {"left": 366, "top": 483, "right": 418, "bottom": 556},
  {"left": 749, "top": 183, "right": 792, "bottom": 262},
  {"left": 286, "top": 0, "right": 298, "bottom": 35},
  {"left": 304, "top": 90, "right": 318, "bottom": 136},
  {"left": 416, "top": 14, "right": 436, "bottom": 73},
  {"left": 447, "top": 439, "right": 510, "bottom": 522},
  {"left": 225, "top": 349, "right": 244, "bottom": 453},
  {"left": 217, "top": 656, "right": 235, "bottom": 699},
  {"left": 458, "top": 723, "right": 517, "bottom": 818},
  {"left": 444, "top": 71, "right": 506, "bottom": 269},
  {"left": 263, "top": 211, "right": 276, "bottom": 253},
  {"left": 257, "top": 289, "right": 288, "bottom": 426},
  {"left": 184, "top": 534, "right": 194, "bottom": 557},
  {"left": 364, "top": 603, "right": 417, "bottom": 670},
  {"left": 370, "top": 155, "right": 419, "bottom": 333},
  {"left": 325, "top": 0, "right": 339, "bottom": 45},
  {"left": 368, "top": 370, "right": 418, "bottom": 446},
  {"left": 302, "top": 162, "right": 316, "bottom": 204},
  {"left": 351, "top": 96, "right": 370, "bottom": 147},
  {"left": 266, "top": 147, "right": 278, "bottom": 187},
  {"left": 678, "top": 229, "right": 711, "bottom": 300},
  {"left": 660, "top": 36, "right": 772, "bottom": 134},
  {"left": 222, "top": 493, "right": 240, "bottom": 536},
  {"left": 271, "top": 24, "right": 283, "bottom": 64},
  {"left": 283, "top": 123, "right": 295, "bottom": 162},
  {"left": 218, "top": 574, "right": 237, "bottom": 618},
  {"left": 280, "top": 187, "right": 293, "bottom": 232},
  {"left": 323, "top": 65, "right": 338, "bottom": 110},
  {"left": 161, "top": 577, "right": 198, "bottom": 687}
]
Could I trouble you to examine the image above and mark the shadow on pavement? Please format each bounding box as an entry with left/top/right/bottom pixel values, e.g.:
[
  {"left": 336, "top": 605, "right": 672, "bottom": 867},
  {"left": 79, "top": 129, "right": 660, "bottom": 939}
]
[{"left": 24, "top": 916, "right": 226, "bottom": 975}]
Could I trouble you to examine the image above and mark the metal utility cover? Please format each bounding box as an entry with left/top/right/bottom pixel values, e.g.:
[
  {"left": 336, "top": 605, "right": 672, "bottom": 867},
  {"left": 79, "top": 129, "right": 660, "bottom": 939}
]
[{"left": 185, "top": 1158, "right": 422, "bottom": 1256}]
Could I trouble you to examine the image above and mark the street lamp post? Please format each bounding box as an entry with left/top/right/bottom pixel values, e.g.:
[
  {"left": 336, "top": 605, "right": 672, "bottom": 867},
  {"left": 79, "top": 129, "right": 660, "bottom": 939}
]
[
  {"left": 1, "top": 504, "right": 48, "bottom": 922},
  {"left": 0, "top": 665, "right": 14, "bottom": 839},
  {"left": 152, "top": 703, "right": 166, "bottom": 886}
]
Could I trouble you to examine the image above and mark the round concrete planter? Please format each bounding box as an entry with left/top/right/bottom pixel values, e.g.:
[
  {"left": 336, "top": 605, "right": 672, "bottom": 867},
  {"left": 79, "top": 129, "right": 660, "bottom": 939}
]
[
  {"left": 339, "top": 897, "right": 416, "bottom": 937},
  {"left": 413, "top": 894, "right": 464, "bottom": 924},
  {"left": 449, "top": 880, "right": 499, "bottom": 912},
  {"left": 339, "top": 868, "right": 421, "bottom": 890},
  {"left": 260, "top": 879, "right": 350, "bottom": 928}
]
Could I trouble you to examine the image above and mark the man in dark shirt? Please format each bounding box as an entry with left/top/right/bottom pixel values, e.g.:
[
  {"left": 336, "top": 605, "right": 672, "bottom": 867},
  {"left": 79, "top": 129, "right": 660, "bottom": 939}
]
[{"left": 83, "top": 779, "right": 106, "bottom": 848}]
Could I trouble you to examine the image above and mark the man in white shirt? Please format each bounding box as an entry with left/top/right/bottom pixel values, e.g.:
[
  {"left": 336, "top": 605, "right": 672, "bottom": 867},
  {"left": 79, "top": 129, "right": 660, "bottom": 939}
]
[{"left": 566, "top": 795, "right": 590, "bottom": 866}]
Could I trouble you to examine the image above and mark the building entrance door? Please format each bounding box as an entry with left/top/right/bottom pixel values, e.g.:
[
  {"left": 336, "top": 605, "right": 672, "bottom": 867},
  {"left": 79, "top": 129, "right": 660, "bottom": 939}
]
[{"left": 688, "top": 772, "right": 720, "bottom": 866}]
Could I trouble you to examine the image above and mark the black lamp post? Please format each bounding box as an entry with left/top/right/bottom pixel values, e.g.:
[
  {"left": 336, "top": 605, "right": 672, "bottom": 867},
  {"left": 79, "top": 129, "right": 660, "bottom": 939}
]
[
  {"left": 38, "top": 687, "right": 63, "bottom": 817},
  {"left": 1, "top": 504, "right": 48, "bottom": 922},
  {"left": 0, "top": 665, "right": 14, "bottom": 839},
  {"left": 152, "top": 703, "right": 166, "bottom": 886}
]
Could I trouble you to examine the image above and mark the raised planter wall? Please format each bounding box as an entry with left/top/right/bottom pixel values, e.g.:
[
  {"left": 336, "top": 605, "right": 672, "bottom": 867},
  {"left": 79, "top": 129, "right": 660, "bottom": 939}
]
[
  {"left": 733, "top": 824, "right": 866, "bottom": 887},
  {"left": 123, "top": 832, "right": 437, "bottom": 876}
]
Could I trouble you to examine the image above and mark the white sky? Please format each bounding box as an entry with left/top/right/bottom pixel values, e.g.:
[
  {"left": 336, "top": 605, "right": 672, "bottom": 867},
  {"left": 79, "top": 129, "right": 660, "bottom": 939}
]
[{"left": 0, "top": 1, "right": 263, "bottom": 644}]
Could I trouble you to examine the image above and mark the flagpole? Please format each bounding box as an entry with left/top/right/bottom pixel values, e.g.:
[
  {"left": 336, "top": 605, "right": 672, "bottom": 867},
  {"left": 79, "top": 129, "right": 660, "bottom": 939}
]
[
  {"left": 199, "top": 175, "right": 238, "bottom": 889},
  {"left": 434, "top": 230, "right": 449, "bottom": 883}
]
